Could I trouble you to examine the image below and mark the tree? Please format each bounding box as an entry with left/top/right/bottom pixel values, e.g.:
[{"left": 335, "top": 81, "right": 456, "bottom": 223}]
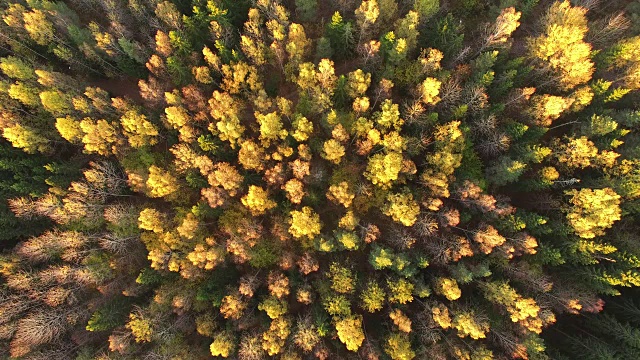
[
  {"left": 383, "top": 191, "right": 420, "bottom": 226},
  {"left": 241, "top": 185, "right": 277, "bottom": 215},
  {"left": 452, "top": 311, "right": 489, "bottom": 339},
  {"left": 361, "top": 280, "right": 385, "bottom": 312},
  {"left": 211, "top": 330, "right": 236, "bottom": 357},
  {"left": 220, "top": 291, "right": 248, "bottom": 320},
  {"left": 0, "top": 56, "right": 35, "bottom": 80},
  {"left": 280, "top": 178, "right": 303, "bottom": 204},
  {"left": 329, "top": 262, "right": 356, "bottom": 293},
  {"left": 120, "top": 110, "right": 159, "bottom": 148},
  {"left": 2, "top": 124, "right": 50, "bottom": 154},
  {"left": 384, "top": 332, "right": 415, "bottom": 360},
  {"left": 554, "top": 136, "right": 599, "bottom": 169},
  {"left": 238, "top": 140, "right": 266, "bottom": 170},
  {"left": 55, "top": 116, "right": 83, "bottom": 143},
  {"left": 79, "top": 118, "right": 121, "bottom": 155},
  {"left": 420, "top": 77, "right": 441, "bottom": 105},
  {"left": 295, "top": 0, "right": 317, "bottom": 22},
  {"left": 289, "top": 206, "right": 322, "bottom": 240},
  {"left": 434, "top": 277, "right": 461, "bottom": 301},
  {"left": 321, "top": 139, "right": 346, "bottom": 164},
  {"left": 355, "top": 0, "right": 380, "bottom": 39},
  {"left": 387, "top": 278, "right": 414, "bottom": 304},
  {"left": 262, "top": 317, "right": 291, "bottom": 356},
  {"left": 138, "top": 208, "right": 165, "bottom": 233},
  {"left": 293, "top": 315, "right": 320, "bottom": 353},
  {"left": 259, "top": 296, "right": 288, "bottom": 319},
  {"left": 566, "top": 188, "right": 621, "bottom": 239},
  {"left": 335, "top": 315, "right": 365, "bottom": 351},
  {"left": 256, "top": 111, "right": 287, "bottom": 145},
  {"left": 390, "top": 309, "right": 412, "bottom": 333},
  {"left": 40, "top": 90, "right": 71, "bottom": 115},
  {"left": 527, "top": 1, "right": 594, "bottom": 90},
  {"left": 146, "top": 165, "right": 179, "bottom": 198},
  {"left": 327, "top": 181, "right": 355, "bottom": 207},
  {"left": 365, "top": 151, "right": 403, "bottom": 188},
  {"left": 23, "top": 10, "right": 54, "bottom": 45},
  {"left": 481, "top": 7, "right": 521, "bottom": 51}
]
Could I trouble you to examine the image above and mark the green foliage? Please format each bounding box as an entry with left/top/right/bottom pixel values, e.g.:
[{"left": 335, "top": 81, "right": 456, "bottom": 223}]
[{"left": 86, "top": 297, "right": 130, "bottom": 332}]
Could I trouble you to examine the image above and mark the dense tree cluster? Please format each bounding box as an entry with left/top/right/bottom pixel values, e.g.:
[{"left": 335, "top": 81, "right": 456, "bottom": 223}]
[{"left": 0, "top": 0, "right": 639, "bottom": 359}]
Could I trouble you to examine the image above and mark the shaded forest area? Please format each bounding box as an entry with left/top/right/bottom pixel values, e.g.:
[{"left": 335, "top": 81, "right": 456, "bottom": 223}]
[{"left": 1, "top": 0, "right": 640, "bottom": 359}]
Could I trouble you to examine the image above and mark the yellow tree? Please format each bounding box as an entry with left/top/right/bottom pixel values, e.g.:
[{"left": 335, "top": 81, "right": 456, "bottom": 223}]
[
  {"left": 327, "top": 182, "right": 355, "bottom": 208},
  {"left": 2, "top": 123, "right": 50, "bottom": 154},
  {"left": 55, "top": 116, "right": 83, "bottom": 144},
  {"left": 209, "top": 91, "right": 245, "bottom": 148},
  {"left": 566, "top": 188, "right": 621, "bottom": 239},
  {"left": 256, "top": 111, "right": 288, "bottom": 145},
  {"left": 120, "top": 110, "right": 159, "bottom": 148},
  {"left": 481, "top": 7, "right": 521, "bottom": 50},
  {"left": 289, "top": 206, "right": 322, "bottom": 240},
  {"left": 365, "top": 151, "right": 404, "bottom": 189},
  {"left": 241, "top": 185, "right": 277, "bottom": 215},
  {"left": 23, "top": 10, "right": 54, "bottom": 46},
  {"left": 79, "top": 118, "right": 121, "bottom": 156},
  {"left": 383, "top": 191, "right": 420, "bottom": 226},
  {"left": 321, "top": 139, "right": 346, "bottom": 164},
  {"left": 527, "top": 1, "right": 594, "bottom": 90},
  {"left": 420, "top": 77, "right": 441, "bottom": 106},
  {"left": 146, "top": 165, "right": 179, "bottom": 198},
  {"left": 335, "top": 315, "right": 365, "bottom": 352}
]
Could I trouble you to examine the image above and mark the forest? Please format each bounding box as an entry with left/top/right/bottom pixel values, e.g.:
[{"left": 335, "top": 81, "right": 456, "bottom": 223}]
[{"left": 0, "top": 0, "right": 639, "bottom": 358}]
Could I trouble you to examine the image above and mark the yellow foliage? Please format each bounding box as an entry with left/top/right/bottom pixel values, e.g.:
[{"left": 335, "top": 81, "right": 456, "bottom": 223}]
[
  {"left": 421, "top": 77, "right": 441, "bottom": 105},
  {"left": 241, "top": 185, "right": 277, "bottom": 215},
  {"left": 146, "top": 165, "right": 179, "bottom": 198},
  {"left": 238, "top": 140, "right": 267, "bottom": 170},
  {"left": 165, "top": 106, "right": 189, "bottom": 129},
  {"left": 282, "top": 179, "right": 305, "bottom": 204},
  {"left": 435, "top": 277, "right": 462, "bottom": 301},
  {"left": 220, "top": 292, "right": 247, "bottom": 320},
  {"left": 335, "top": 316, "right": 365, "bottom": 352},
  {"left": 291, "top": 115, "right": 313, "bottom": 142},
  {"left": 2, "top": 124, "right": 49, "bottom": 154},
  {"left": 527, "top": 1, "right": 594, "bottom": 90},
  {"left": 208, "top": 162, "right": 243, "bottom": 196},
  {"left": 120, "top": 110, "right": 158, "bottom": 148},
  {"left": 321, "top": 139, "right": 345, "bottom": 164},
  {"left": 432, "top": 304, "right": 452, "bottom": 329},
  {"left": 289, "top": 206, "right": 322, "bottom": 240},
  {"left": 452, "top": 312, "right": 489, "bottom": 340},
  {"left": 210, "top": 331, "right": 235, "bottom": 358},
  {"left": 55, "top": 116, "right": 83, "bottom": 143},
  {"left": 126, "top": 313, "right": 153, "bottom": 343},
  {"left": 383, "top": 191, "right": 420, "bottom": 226},
  {"left": 256, "top": 111, "right": 288, "bottom": 145},
  {"left": 389, "top": 309, "right": 412, "bottom": 333},
  {"left": 79, "top": 118, "right": 120, "bottom": 155},
  {"left": 338, "top": 211, "right": 359, "bottom": 231},
  {"left": 138, "top": 208, "right": 165, "bottom": 233},
  {"left": 327, "top": 182, "right": 355, "bottom": 208},
  {"left": 566, "top": 188, "right": 621, "bottom": 239},
  {"left": 262, "top": 317, "right": 291, "bottom": 356},
  {"left": 365, "top": 151, "right": 404, "bottom": 188}
]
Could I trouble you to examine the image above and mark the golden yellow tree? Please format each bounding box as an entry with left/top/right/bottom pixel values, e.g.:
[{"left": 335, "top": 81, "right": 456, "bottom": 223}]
[
  {"left": 146, "top": 165, "right": 179, "bottom": 198},
  {"left": 527, "top": 1, "right": 594, "bottom": 90},
  {"left": 241, "top": 185, "right": 277, "bottom": 215},
  {"left": 289, "top": 206, "right": 322, "bottom": 240},
  {"left": 566, "top": 188, "right": 621, "bottom": 239}
]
